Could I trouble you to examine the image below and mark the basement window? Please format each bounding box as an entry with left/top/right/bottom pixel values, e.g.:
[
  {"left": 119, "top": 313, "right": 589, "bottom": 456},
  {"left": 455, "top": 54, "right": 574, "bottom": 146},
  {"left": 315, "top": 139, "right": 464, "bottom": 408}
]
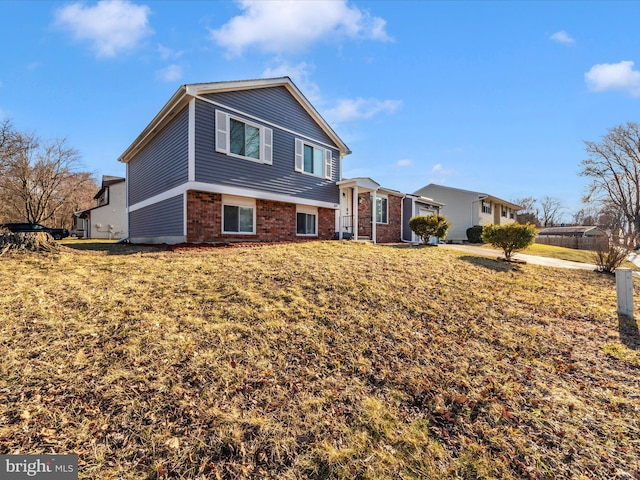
[
  {"left": 222, "top": 196, "right": 256, "bottom": 234},
  {"left": 296, "top": 207, "right": 318, "bottom": 236}
]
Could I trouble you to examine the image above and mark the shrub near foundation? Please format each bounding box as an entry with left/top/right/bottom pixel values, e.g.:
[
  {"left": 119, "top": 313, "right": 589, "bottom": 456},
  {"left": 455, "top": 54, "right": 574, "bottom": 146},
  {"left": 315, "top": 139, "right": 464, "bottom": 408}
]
[
  {"left": 409, "top": 214, "right": 451, "bottom": 244},
  {"left": 481, "top": 223, "right": 537, "bottom": 261}
]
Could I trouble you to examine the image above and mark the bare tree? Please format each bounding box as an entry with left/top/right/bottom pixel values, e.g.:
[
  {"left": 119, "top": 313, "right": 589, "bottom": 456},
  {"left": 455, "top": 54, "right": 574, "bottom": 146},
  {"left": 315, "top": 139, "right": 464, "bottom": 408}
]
[
  {"left": 49, "top": 172, "right": 99, "bottom": 229},
  {"left": 0, "top": 123, "right": 96, "bottom": 225},
  {"left": 539, "top": 196, "right": 564, "bottom": 227},
  {"left": 572, "top": 205, "right": 600, "bottom": 226},
  {"left": 580, "top": 121, "right": 640, "bottom": 245},
  {"left": 513, "top": 196, "right": 540, "bottom": 226}
]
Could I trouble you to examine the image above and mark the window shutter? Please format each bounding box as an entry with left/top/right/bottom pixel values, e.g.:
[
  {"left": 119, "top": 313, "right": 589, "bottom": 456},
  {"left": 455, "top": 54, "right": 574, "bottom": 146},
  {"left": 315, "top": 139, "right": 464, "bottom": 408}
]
[
  {"left": 215, "top": 110, "right": 228, "bottom": 154},
  {"left": 324, "top": 149, "right": 332, "bottom": 180},
  {"left": 294, "top": 138, "right": 304, "bottom": 172},
  {"left": 262, "top": 127, "right": 273, "bottom": 165}
]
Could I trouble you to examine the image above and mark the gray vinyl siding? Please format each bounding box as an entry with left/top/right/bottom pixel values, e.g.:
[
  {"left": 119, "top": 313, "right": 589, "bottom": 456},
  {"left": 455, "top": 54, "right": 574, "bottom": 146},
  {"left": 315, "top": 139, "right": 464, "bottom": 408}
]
[
  {"left": 128, "top": 106, "right": 189, "bottom": 205},
  {"left": 202, "top": 86, "right": 335, "bottom": 144},
  {"left": 403, "top": 198, "right": 413, "bottom": 241},
  {"left": 129, "top": 194, "right": 183, "bottom": 238},
  {"left": 195, "top": 91, "right": 340, "bottom": 204}
]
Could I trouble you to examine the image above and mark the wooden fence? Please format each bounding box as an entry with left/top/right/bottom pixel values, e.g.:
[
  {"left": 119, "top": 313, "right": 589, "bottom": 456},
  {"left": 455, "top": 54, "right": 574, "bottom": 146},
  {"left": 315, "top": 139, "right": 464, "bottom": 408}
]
[{"left": 535, "top": 236, "right": 608, "bottom": 251}]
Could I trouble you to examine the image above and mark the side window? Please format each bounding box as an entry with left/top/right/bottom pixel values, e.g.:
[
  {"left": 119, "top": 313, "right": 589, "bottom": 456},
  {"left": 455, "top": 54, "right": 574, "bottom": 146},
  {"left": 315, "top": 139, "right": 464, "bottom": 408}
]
[
  {"left": 215, "top": 110, "right": 272, "bottom": 165},
  {"left": 294, "top": 138, "right": 332, "bottom": 180}
]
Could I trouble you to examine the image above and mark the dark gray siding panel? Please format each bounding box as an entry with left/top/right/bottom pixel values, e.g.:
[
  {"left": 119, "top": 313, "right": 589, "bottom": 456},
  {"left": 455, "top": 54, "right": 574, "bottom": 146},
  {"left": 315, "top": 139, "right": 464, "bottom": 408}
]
[
  {"left": 203, "top": 86, "right": 335, "bottom": 145},
  {"left": 403, "top": 198, "right": 413, "bottom": 241},
  {"left": 130, "top": 195, "right": 183, "bottom": 238},
  {"left": 195, "top": 96, "right": 340, "bottom": 204},
  {"left": 129, "top": 106, "right": 189, "bottom": 205}
]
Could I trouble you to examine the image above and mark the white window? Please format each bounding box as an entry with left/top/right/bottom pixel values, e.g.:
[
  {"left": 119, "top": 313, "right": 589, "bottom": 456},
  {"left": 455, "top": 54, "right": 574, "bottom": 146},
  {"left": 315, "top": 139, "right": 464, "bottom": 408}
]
[
  {"left": 371, "top": 195, "right": 388, "bottom": 224},
  {"left": 215, "top": 110, "right": 272, "bottom": 165},
  {"left": 296, "top": 207, "right": 318, "bottom": 236},
  {"left": 294, "top": 138, "right": 332, "bottom": 179},
  {"left": 481, "top": 201, "right": 491, "bottom": 214},
  {"left": 222, "top": 196, "right": 255, "bottom": 234}
]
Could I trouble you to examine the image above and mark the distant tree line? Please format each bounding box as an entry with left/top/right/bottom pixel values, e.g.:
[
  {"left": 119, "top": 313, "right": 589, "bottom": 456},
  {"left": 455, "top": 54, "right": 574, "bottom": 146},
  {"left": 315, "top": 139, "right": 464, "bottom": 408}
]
[{"left": 0, "top": 119, "right": 97, "bottom": 230}]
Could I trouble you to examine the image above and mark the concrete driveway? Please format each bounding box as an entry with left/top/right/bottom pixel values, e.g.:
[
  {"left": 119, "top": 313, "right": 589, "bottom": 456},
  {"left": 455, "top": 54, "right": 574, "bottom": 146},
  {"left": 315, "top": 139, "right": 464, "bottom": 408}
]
[{"left": 438, "top": 243, "right": 599, "bottom": 271}]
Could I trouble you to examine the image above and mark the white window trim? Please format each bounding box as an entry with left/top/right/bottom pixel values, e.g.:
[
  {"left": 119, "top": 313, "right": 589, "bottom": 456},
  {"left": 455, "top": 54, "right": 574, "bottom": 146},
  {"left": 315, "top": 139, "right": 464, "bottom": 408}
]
[
  {"left": 296, "top": 206, "right": 318, "bottom": 237},
  {"left": 372, "top": 194, "right": 389, "bottom": 225},
  {"left": 221, "top": 195, "right": 256, "bottom": 235},
  {"left": 294, "top": 138, "right": 332, "bottom": 180},
  {"left": 216, "top": 110, "right": 273, "bottom": 165}
]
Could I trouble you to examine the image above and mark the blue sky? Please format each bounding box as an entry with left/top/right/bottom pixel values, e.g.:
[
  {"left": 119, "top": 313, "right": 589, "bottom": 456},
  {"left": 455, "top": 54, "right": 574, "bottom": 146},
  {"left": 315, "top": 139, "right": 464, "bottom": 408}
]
[{"left": 2, "top": 1, "right": 640, "bottom": 219}]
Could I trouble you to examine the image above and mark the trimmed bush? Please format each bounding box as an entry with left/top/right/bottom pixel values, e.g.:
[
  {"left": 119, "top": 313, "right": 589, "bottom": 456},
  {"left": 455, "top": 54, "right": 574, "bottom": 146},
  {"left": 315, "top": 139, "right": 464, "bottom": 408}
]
[
  {"left": 409, "top": 214, "right": 451, "bottom": 244},
  {"left": 466, "top": 225, "right": 484, "bottom": 244},
  {"left": 481, "top": 223, "right": 537, "bottom": 261}
]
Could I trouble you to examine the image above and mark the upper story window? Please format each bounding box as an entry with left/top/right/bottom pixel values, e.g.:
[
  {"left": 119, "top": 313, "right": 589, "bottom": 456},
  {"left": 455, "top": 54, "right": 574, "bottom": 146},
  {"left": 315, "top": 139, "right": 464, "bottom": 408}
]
[
  {"left": 230, "top": 118, "right": 260, "bottom": 160},
  {"left": 215, "top": 110, "right": 272, "bottom": 165},
  {"left": 96, "top": 188, "right": 109, "bottom": 207},
  {"left": 294, "top": 138, "right": 332, "bottom": 180},
  {"left": 481, "top": 201, "right": 491, "bottom": 214}
]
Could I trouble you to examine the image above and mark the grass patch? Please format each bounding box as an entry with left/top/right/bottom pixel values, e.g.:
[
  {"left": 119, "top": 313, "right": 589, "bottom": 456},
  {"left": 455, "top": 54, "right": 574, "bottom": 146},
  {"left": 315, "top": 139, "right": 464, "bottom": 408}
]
[{"left": 1, "top": 241, "right": 639, "bottom": 479}]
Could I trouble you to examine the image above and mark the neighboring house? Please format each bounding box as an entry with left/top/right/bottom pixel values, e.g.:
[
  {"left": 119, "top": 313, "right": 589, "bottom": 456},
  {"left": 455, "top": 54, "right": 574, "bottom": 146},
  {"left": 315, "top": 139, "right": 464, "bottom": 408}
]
[
  {"left": 73, "top": 175, "right": 127, "bottom": 239},
  {"left": 118, "top": 77, "right": 351, "bottom": 244},
  {"left": 413, "top": 183, "right": 521, "bottom": 243}
]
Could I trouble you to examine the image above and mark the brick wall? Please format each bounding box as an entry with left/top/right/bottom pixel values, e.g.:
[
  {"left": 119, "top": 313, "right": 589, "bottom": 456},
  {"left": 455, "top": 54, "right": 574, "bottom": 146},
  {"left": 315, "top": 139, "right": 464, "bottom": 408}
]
[
  {"left": 376, "top": 194, "right": 402, "bottom": 243},
  {"left": 186, "top": 190, "right": 335, "bottom": 243},
  {"left": 357, "top": 192, "right": 402, "bottom": 243}
]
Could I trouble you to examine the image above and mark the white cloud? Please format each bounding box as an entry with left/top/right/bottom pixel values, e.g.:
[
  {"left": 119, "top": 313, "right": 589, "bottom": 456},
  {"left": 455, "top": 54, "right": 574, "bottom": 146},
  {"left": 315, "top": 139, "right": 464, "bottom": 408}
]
[
  {"left": 210, "top": 0, "right": 391, "bottom": 57},
  {"left": 550, "top": 30, "right": 575, "bottom": 44},
  {"left": 54, "top": 0, "right": 152, "bottom": 58},
  {"left": 156, "top": 64, "right": 183, "bottom": 82},
  {"left": 262, "top": 61, "right": 320, "bottom": 103},
  {"left": 396, "top": 159, "right": 413, "bottom": 167},
  {"left": 585, "top": 60, "right": 640, "bottom": 96},
  {"left": 157, "top": 44, "right": 183, "bottom": 60},
  {"left": 431, "top": 163, "right": 455, "bottom": 175},
  {"left": 325, "top": 98, "right": 401, "bottom": 123}
]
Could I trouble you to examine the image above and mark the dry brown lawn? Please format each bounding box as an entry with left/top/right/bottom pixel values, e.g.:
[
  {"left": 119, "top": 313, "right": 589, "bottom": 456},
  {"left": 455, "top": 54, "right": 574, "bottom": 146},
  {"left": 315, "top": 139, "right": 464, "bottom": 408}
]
[{"left": 0, "top": 241, "right": 638, "bottom": 479}]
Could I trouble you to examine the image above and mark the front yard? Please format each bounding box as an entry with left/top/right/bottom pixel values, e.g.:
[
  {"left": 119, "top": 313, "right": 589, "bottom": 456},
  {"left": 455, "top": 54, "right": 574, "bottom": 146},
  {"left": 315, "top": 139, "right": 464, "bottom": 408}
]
[{"left": 0, "top": 241, "right": 638, "bottom": 479}]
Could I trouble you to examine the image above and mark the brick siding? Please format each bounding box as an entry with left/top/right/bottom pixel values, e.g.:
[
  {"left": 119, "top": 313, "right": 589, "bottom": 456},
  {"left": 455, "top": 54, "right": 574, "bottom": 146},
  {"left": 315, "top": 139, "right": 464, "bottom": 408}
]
[
  {"left": 357, "top": 192, "right": 402, "bottom": 243},
  {"left": 186, "top": 190, "right": 335, "bottom": 243}
]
